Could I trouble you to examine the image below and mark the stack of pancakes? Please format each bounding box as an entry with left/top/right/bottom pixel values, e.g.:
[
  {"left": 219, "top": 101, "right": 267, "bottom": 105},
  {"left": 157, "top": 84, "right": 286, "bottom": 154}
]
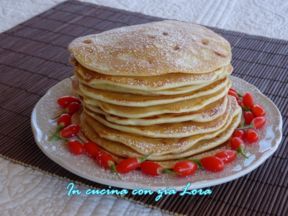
[{"left": 68, "top": 20, "right": 242, "bottom": 167}]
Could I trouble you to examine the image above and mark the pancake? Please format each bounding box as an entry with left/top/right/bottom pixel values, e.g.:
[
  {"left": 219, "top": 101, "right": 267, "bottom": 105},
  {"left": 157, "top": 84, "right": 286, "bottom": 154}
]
[
  {"left": 81, "top": 112, "right": 240, "bottom": 163},
  {"left": 83, "top": 97, "right": 231, "bottom": 138},
  {"left": 69, "top": 20, "right": 231, "bottom": 76},
  {"left": 80, "top": 96, "right": 241, "bottom": 160},
  {"left": 88, "top": 96, "right": 228, "bottom": 126},
  {"left": 77, "top": 77, "right": 229, "bottom": 107},
  {"left": 83, "top": 83, "right": 230, "bottom": 118},
  {"left": 74, "top": 61, "right": 232, "bottom": 92},
  {"left": 75, "top": 71, "right": 229, "bottom": 96},
  {"left": 78, "top": 130, "right": 142, "bottom": 159}
]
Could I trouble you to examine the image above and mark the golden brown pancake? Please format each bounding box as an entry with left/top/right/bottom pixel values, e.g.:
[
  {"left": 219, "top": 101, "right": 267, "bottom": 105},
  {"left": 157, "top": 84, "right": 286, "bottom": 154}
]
[
  {"left": 85, "top": 96, "right": 228, "bottom": 126},
  {"left": 74, "top": 61, "right": 232, "bottom": 92},
  {"left": 80, "top": 96, "right": 241, "bottom": 155},
  {"left": 77, "top": 77, "right": 229, "bottom": 107},
  {"left": 83, "top": 83, "right": 230, "bottom": 118},
  {"left": 83, "top": 97, "right": 231, "bottom": 138},
  {"left": 80, "top": 97, "right": 241, "bottom": 162}
]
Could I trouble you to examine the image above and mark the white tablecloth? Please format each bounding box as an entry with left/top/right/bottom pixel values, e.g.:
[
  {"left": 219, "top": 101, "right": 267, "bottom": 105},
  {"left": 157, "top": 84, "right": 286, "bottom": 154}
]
[{"left": 0, "top": 0, "right": 287, "bottom": 215}]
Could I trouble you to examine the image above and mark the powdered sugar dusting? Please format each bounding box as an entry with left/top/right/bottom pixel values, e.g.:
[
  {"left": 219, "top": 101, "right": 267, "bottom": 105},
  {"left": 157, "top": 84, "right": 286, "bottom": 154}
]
[{"left": 69, "top": 20, "right": 231, "bottom": 76}]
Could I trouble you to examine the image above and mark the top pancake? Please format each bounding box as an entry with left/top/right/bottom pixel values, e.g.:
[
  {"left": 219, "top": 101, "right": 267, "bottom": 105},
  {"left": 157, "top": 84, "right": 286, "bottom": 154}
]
[{"left": 69, "top": 20, "right": 231, "bottom": 76}]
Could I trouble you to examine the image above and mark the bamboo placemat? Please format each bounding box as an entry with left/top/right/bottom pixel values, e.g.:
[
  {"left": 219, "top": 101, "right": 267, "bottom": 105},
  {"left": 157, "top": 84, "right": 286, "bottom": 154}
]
[{"left": 0, "top": 1, "right": 287, "bottom": 215}]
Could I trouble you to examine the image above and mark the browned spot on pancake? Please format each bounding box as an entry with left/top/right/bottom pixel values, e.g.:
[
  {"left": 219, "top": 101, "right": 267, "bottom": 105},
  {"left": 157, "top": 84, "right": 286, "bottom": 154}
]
[
  {"left": 145, "top": 115, "right": 160, "bottom": 120},
  {"left": 147, "top": 59, "right": 153, "bottom": 64},
  {"left": 201, "top": 39, "right": 209, "bottom": 45},
  {"left": 83, "top": 39, "right": 92, "bottom": 44},
  {"left": 161, "top": 139, "right": 171, "bottom": 144},
  {"left": 178, "top": 137, "right": 187, "bottom": 144},
  {"left": 214, "top": 51, "right": 226, "bottom": 57},
  {"left": 173, "top": 45, "right": 180, "bottom": 51}
]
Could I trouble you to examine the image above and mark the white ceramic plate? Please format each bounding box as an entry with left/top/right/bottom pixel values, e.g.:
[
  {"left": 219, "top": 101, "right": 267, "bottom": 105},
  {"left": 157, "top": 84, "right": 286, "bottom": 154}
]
[{"left": 31, "top": 76, "right": 283, "bottom": 191}]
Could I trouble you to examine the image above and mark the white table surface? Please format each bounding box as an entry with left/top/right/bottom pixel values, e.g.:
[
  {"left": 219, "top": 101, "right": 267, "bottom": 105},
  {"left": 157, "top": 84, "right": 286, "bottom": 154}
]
[{"left": 0, "top": 0, "right": 287, "bottom": 215}]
